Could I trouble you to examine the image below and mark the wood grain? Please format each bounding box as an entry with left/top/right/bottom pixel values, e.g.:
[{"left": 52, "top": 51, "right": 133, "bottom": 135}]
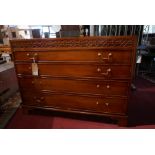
[{"left": 11, "top": 36, "right": 137, "bottom": 126}]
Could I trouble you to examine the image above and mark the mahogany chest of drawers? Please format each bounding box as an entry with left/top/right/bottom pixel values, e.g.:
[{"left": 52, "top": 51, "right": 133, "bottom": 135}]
[{"left": 10, "top": 36, "right": 137, "bottom": 126}]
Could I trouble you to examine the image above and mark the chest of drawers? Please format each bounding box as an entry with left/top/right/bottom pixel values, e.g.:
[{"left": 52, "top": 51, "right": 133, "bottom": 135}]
[{"left": 10, "top": 36, "right": 137, "bottom": 126}]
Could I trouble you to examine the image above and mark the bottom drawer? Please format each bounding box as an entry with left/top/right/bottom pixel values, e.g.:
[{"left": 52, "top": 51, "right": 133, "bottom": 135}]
[
  {"left": 21, "top": 92, "right": 127, "bottom": 114},
  {"left": 21, "top": 93, "right": 44, "bottom": 106}
]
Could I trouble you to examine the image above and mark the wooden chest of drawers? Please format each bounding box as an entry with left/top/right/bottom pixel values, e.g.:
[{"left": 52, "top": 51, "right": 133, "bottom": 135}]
[{"left": 10, "top": 36, "right": 137, "bottom": 126}]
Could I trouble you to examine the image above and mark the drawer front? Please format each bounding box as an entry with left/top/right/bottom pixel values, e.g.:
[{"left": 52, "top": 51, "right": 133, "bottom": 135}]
[
  {"left": 42, "top": 94, "right": 127, "bottom": 114},
  {"left": 18, "top": 78, "right": 129, "bottom": 96},
  {"left": 15, "top": 64, "right": 131, "bottom": 79},
  {"left": 21, "top": 92, "right": 127, "bottom": 114},
  {"left": 21, "top": 92, "right": 44, "bottom": 106},
  {"left": 13, "top": 50, "right": 132, "bottom": 64},
  {"left": 18, "top": 77, "right": 40, "bottom": 92}
]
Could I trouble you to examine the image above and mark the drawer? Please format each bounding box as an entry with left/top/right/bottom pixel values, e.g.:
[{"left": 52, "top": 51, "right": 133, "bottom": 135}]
[
  {"left": 21, "top": 92, "right": 44, "bottom": 106},
  {"left": 21, "top": 92, "right": 127, "bottom": 114},
  {"left": 18, "top": 77, "right": 40, "bottom": 92},
  {"left": 13, "top": 50, "right": 132, "bottom": 64},
  {"left": 15, "top": 64, "right": 131, "bottom": 80},
  {"left": 41, "top": 79, "right": 129, "bottom": 96},
  {"left": 18, "top": 77, "right": 129, "bottom": 96}
]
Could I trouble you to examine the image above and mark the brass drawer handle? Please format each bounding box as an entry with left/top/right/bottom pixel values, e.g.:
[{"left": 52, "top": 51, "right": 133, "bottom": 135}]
[
  {"left": 96, "top": 84, "right": 100, "bottom": 88},
  {"left": 98, "top": 52, "right": 112, "bottom": 61},
  {"left": 29, "top": 57, "right": 36, "bottom": 63},
  {"left": 96, "top": 84, "right": 110, "bottom": 88},
  {"left": 27, "top": 53, "right": 38, "bottom": 57},
  {"left": 96, "top": 102, "right": 109, "bottom": 106},
  {"left": 97, "top": 68, "right": 111, "bottom": 76},
  {"left": 98, "top": 53, "right": 102, "bottom": 56},
  {"left": 105, "top": 103, "right": 109, "bottom": 106},
  {"left": 97, "top": 68, "right": 101, "bottom": 72},
  {"left": 27, "top": 53, "right": 38, "bottom": 62},
  {"left": 34, "top": 53, "right": 38, "bottom": 56},
  {"left": 101, "top": 68, "right": 111, "bottom": 76},
  {"left": 106, "top": 85, "right": 110, "bottom": 88}
]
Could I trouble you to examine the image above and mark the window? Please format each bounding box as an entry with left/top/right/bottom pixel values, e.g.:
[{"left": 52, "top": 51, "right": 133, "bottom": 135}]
[
  {"left": 12, "top": 32, "right": 16, "bottom": 38},
  {"left": 42, "top": 26, "right": 56, "bottom": 38},
  {"left": 29, "top": 25, "right": 57, "bottom": 38}
]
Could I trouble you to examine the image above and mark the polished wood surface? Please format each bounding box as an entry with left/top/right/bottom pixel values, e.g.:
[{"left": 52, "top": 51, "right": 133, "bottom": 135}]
[
  {"left": 15, "top": 64, "right": 131, "bottom": 79},
  {"left": 18, "top": 77, "right": 129, "bottom": 96},
  {"left": 13, "top": 49, "right": 132, "bottom": 64},
  {"left": 21, "top": 91, "right": 127, "bottom": 114},
  {"left": 11, "top": 36, "right": 137, "bottom": 126}
]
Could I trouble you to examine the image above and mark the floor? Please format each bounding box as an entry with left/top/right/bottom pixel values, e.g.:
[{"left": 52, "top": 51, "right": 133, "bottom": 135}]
[
  {"left": 0, "top": 92, "right": 21, "bottom": 128},
  {"left": 4, "top": 77, "right": 155, "bottom": 129}
]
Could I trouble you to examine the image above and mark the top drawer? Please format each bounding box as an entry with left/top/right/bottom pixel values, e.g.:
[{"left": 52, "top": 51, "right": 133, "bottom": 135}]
[{"left": 13, "top": 49, "right": 132, "bottom": 64}]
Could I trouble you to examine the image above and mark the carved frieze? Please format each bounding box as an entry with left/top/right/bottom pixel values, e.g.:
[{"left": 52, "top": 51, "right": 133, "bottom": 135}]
[{"left": 10, "top": 36, "right": 136, "bottom": 49}]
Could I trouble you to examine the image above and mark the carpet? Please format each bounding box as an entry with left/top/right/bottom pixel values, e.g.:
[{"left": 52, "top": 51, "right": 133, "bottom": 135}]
[{"left": 141, "top": 73, "right": 155, "bottom": 83}]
